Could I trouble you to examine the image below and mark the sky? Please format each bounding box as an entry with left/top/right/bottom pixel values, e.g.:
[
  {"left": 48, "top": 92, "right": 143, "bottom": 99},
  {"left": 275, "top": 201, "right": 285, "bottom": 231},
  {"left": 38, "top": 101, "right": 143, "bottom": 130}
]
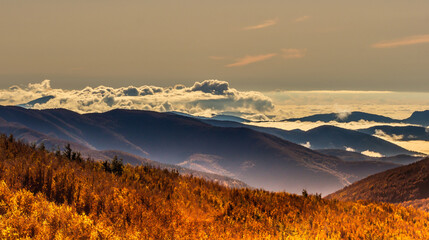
[{"left": 1, "top": 1, "right": 428, "bottom": 91}]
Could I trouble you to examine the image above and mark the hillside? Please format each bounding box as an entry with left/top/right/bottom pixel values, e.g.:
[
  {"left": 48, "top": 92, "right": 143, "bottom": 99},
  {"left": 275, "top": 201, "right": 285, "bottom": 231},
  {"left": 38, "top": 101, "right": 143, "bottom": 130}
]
[
  {"left": 202, "top": 118, "right": 415, "bottom": 156},
  {"left": 1, "top": 134, "right": 429, "bottom": 239},
  {"left": 0, "top": 120, "right": 248, "bottom": 188},
  {"left": 326, "top": 158, "right": 429, "bottom": 208},
  {"left": 0, "top": 106, "right": 400, "bottom": 194}
]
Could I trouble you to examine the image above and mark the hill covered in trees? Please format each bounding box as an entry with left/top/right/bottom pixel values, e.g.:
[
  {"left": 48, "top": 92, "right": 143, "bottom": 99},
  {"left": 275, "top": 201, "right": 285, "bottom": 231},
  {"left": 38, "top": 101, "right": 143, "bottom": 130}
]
[
  {"left": 327, "top": 158, "right": 429, "bottom": 211},
  {"left": 1, "top": 134, "right": 429, "bottom": 239}
]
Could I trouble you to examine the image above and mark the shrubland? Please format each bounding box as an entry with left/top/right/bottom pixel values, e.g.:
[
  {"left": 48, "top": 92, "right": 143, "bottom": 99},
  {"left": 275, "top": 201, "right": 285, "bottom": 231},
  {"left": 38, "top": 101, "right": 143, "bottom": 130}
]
[{"left": 0, "top": 134, "right": 428, "bottom": 239}]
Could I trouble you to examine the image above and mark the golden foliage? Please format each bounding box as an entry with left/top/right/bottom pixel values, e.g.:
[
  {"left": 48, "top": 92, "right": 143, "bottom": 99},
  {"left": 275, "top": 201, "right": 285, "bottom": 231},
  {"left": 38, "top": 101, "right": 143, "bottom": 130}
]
[{"left": 0, "top": 134, "right": 428, "bottom": 239}]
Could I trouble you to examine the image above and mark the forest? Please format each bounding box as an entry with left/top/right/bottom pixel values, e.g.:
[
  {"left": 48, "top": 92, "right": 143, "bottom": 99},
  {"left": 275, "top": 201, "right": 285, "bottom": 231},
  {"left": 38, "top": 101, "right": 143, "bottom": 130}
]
[{"left": 0, "top": 134, "right": 428, "bottom": 239}]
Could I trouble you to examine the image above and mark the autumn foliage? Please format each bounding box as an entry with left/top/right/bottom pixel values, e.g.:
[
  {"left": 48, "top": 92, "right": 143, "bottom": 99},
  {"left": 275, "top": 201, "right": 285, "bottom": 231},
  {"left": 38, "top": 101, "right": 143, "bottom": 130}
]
[{"left": 0, "top": 134, "right": 428, "bottom": 239}]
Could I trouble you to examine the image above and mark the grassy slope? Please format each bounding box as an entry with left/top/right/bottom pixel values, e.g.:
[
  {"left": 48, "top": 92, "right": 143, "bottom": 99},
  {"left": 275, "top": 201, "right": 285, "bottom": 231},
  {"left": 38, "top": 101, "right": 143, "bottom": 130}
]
[{"left": 0, "top": 134, "right": 428, "bottom": 239}]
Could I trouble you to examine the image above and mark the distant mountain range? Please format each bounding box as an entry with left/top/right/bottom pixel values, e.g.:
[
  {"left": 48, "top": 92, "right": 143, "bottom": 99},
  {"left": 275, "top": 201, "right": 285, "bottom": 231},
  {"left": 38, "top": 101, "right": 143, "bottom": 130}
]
[
  {"left": 16, "top": 95, "right": 55, "bottom": 108},
  {"left": 201, "top": 119, "right": 416, "bottom": 157},
  {"left": 282, "top": 110, "right": 429, "bottom": 126},
  {"left": 358, "top": 125, "right": 429, "bottom": 141},
  {"left": 326, "top": 158, "right": 429, "bottom": 211},
  {"left": 0, "top": 119, "right": 248, "bottom": 188},
  {"left": 169, "top": 111, "right": 250, "bottom": 123},
  {"left": 316, "top": 149, "right": 420, "bottom": 165},
  {"left": 0, "top": 106, "right": 402, "bottom": 194},
  {"left": 284, "top": 111, "right": 399, "bottom": 123},
  {"left": 405, "top": 110, "right": 429, "bottom": 126}
]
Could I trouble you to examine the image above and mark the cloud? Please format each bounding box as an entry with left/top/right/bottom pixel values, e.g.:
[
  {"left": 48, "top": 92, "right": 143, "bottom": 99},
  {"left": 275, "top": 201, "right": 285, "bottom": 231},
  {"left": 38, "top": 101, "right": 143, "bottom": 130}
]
[
  {"left": 226, "top": 53, "right": 277, "bottom": 67},
  {"left": 243, "top": 19, "right": 278, "bottom": 30},
  {"left": 294, "top": 16, "right": 310, "bottom": 22},
  {"left": 336, "top": 111, "right": 351, "bottom": 121},
  {"left": 361, "top": 150, "right": 384, "bottom": 158},
  {"left": 190, "top": 80, "right": 229, "bottom": 95},
  {"left": 248, "top": 120, "right": 418, "bottom": 131},
  {"left": 345, "top": 146, "right": 355, "bottom": 152},
  {"left": 372, "top": 34, "right": 429, "bottom": 48},
  {"left": 374, "top": 129, "right": 404, "bottom": 141},
  {"left": 301, "top": 142, "right": 311, "bottom": 148},
  {"left": 0, "top": 79, "right": 274, "bottom": 117},
  {"left": 281, "top": 48, "right": 307, "bottom": 59}
]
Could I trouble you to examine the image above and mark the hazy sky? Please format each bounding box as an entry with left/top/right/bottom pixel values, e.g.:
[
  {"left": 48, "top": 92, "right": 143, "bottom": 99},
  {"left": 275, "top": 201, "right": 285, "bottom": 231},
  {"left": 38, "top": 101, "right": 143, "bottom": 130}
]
[{"left": 1, "top": 1, "right": 428, "bottom": 91}]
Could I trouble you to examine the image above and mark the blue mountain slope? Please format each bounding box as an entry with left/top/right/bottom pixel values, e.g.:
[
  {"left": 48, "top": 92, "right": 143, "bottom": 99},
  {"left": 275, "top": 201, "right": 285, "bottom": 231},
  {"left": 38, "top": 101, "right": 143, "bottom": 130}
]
[{"left": 0, "top": 106, "right": 399, "bottom": 194}]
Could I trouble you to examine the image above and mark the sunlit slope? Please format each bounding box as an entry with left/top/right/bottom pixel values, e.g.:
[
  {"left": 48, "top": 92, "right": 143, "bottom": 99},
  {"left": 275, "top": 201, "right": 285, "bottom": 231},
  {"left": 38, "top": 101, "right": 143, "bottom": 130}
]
[
  {"left": 327, "top": 158, "right": 429, "bottom": 211},
  {"left": 0, "top": 135, "right": 428, "bottom": 239}
]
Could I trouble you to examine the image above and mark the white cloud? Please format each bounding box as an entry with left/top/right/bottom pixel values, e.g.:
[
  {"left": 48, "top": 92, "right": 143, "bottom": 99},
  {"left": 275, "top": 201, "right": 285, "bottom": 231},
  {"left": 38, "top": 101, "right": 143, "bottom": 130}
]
[
  {"left": 345, "top": 146, "right": 355, "bottom": 152},
  {"left": 361, "top": 150, "right": 384, "bottom": 158},
  {"left": 336, "top": 111, "right": 351, "bottom": 121},
  {"left": 374, "top": 129, "right": 404, "bottom": 141},
  {"left": 301, "top": 142, "right": 311, "bottom": 148},
  {"left": 0, "top": 79, "right": 274, "bottom": 117},
  {"left": 190, "top": 80, "right": 229, "bottom": 95}
]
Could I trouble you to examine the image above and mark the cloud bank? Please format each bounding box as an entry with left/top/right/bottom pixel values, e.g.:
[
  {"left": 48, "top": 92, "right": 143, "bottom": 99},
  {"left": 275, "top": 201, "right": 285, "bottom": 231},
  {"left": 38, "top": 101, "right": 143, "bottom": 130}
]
[
  {"left": 361, "top": 150, "right": 384, "bottom": 158},
  {"left": 0, "top": 80, "right": 274, "bottom": 119}
]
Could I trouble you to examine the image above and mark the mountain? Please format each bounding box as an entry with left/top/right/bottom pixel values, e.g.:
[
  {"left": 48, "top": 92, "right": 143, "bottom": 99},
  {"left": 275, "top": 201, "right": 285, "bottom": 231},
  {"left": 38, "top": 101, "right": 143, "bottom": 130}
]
[
  {"left": 299, "top": 125, "right": 415, "bottom": 156},
  {"left": 1, "top": 135, "right": 427, "bottom": 239},
  {"left": 404, "top": 110, "right": 429, "bottom": 126},
  {"left": 326, "top": 158, "right": 429, "bottom": 210},
  {"left": 202, "top": 119, "right": 415, "bottom": 157},
  {"left": 169, "top": 111, "right": 249, "bottom": 123},
  {"left": 0, "top": 106, "right": 399, "bottom": 194},
  {"left": 316, "top": 149, "right": 421, "bottom": 165},
  {"left": 209, "top": 114, "right": 250, "bottom": 123},
  {"left": 16, "top": 95, "right": 55, "bottom": 108},
  {"left": 284, "top": 111, "right": 399, "bottom": 123},
  {"left": 358, "top": 125, "right": 429, "bottom": 141},
  {"left": 0, "top": 119, "right": 248, "bottom": 188}
]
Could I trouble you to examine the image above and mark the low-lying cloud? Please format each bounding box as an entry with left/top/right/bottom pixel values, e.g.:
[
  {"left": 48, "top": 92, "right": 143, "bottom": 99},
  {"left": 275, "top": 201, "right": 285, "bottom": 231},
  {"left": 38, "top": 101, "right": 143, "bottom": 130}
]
[
  {"left": 301, "top": 142, "right": 311, "bottom": 148},
  {"left": 361, "top": 150, "right": 384, "bottom": 158},
  {"left": 336, "top": 111, "right": 352, "bottom": 121},
  {"left": 374, "top": 129, "right": 404, "bottom": 141},
  {"left": 0, "top": 80, "right": 274, "bottom": 119},
  {"left": 345, "top": 146, "right": 355, "bottom": 152}
]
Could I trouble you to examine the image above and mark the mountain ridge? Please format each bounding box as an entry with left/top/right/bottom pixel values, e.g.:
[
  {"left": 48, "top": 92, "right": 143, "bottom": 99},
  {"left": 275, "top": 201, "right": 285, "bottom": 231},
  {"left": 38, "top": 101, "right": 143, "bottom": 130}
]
[{"left": 0, "top": 105, "right": 399, "bottom": 194}]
